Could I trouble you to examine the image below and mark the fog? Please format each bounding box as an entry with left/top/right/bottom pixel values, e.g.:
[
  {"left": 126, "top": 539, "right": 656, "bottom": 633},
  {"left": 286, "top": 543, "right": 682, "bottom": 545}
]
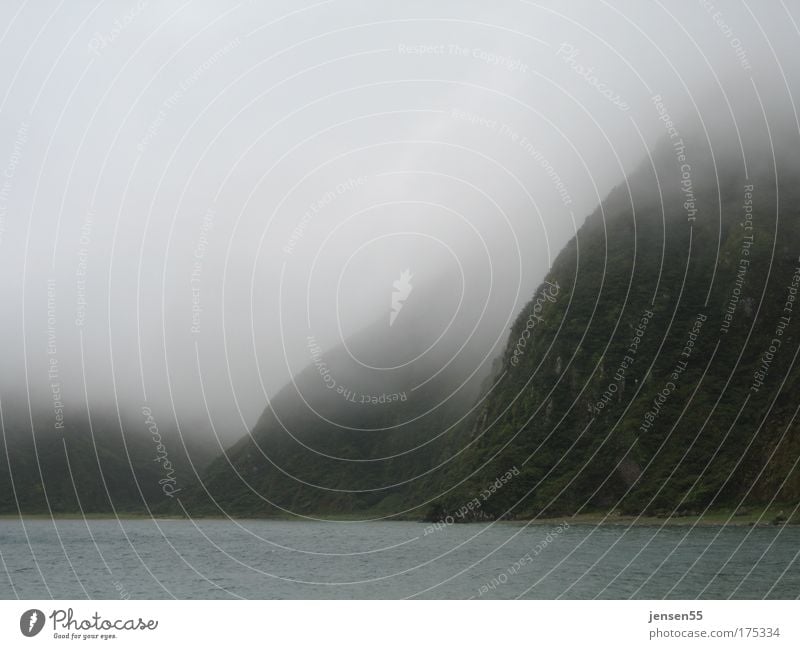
[{"left": 0, "top": 0, "right": 798, "bottom": 444}]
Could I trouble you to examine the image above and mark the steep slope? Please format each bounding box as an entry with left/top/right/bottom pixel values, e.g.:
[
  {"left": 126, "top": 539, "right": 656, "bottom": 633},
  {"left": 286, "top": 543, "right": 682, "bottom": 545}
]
[
  {"left": 429, "top": 124, "right": 800, "bottom": 520},
  {"left": 188, "top": 112, "right": 800, "bottom": 522},
  {"left": 184, "top": 274, "right": 498, "bottom": 517}
]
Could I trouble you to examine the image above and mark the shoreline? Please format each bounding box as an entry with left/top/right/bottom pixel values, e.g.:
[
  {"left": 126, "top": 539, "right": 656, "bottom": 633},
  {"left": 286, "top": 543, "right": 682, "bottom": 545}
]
[{"left": 1, "top": 508, "right": 796, "bottom": 527}]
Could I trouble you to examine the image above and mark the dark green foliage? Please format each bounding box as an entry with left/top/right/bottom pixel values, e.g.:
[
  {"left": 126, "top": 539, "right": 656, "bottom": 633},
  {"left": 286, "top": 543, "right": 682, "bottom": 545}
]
[
  {"left": 435, "top": 135, "right": 800, "bottom": 519},
  {"left": 187, "top": 132, "right": 800, "bottom": 520},
  {"left": 0, "top": 408, "right": 217, "bottom": 515},
  {"left": 7, "top": 132, "right": 799, "bottom": 521}
]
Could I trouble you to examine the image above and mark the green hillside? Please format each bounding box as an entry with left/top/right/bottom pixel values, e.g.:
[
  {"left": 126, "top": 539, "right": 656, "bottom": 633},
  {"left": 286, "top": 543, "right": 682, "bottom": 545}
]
[
  {"left": 12, "top": 125, "right": 797, "bottom": 524},
  {"left": 185, "top": 126, "right": 800, "bottom": 523},
  {"left": 0, "top": 407, "right": 217, "bottom": 515},
  {"left": 426, "top": 132, "right": 800, "bottom": 522}
]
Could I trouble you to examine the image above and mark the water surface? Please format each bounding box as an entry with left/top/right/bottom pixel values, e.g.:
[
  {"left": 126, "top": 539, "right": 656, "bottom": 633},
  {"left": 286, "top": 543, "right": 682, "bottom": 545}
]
[{"left": 1, "top": 519, "right": 797, "bottom": 599}]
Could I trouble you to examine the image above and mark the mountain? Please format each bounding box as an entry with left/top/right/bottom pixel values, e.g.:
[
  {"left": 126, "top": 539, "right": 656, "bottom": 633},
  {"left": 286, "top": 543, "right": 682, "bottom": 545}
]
[
  {"left": 187, "top": 113, "right": 800, "bottom": 522},
  {"left": 0, "top": 404, "right": 217, "bottom": 515},
  {"left": 425, "top": 121, "right": 800, "bottom": 521},
  {"left": 182, "top": 272, "right": 499, "bottom": 517}
]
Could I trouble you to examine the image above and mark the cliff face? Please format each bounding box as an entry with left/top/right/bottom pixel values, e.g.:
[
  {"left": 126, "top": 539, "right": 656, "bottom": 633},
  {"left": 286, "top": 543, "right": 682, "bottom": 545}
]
[{"left": 431, "top": 129, "right": 800, "bottom": 520}]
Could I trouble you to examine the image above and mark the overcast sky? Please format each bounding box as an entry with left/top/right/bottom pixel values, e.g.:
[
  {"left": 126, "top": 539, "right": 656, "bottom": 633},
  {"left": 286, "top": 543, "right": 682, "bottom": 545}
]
[{"left": 0, "top": 0, "right": 798, "bottom": 442}]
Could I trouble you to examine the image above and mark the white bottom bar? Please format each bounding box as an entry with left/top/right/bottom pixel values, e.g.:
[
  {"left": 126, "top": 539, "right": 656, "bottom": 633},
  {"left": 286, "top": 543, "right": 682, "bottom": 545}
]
[{"left": 1, "top": 600, "right": 797, "bottom": 648}]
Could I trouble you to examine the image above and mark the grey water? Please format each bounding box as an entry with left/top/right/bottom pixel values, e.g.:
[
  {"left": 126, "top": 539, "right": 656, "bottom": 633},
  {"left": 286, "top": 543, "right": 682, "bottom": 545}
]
[{"left": 0, "top": 519, "right": 797, "bottom": 599}]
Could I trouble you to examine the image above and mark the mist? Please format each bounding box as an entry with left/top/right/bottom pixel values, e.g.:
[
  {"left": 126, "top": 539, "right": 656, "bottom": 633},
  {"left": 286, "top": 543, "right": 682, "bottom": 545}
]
[{"left": 0, "top": 0, "right": 798, "bottom": 448}]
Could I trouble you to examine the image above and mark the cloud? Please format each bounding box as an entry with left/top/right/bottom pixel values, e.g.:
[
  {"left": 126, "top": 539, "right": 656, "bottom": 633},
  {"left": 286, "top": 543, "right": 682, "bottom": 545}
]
[{"left": 0, "top": 0, "right": 797, "bottom": 443}]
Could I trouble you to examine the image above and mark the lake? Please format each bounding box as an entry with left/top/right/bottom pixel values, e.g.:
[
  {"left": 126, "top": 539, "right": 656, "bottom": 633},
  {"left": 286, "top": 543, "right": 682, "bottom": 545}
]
[{"left": 1, "top": 519, "right": 797, "bottom": 599}]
